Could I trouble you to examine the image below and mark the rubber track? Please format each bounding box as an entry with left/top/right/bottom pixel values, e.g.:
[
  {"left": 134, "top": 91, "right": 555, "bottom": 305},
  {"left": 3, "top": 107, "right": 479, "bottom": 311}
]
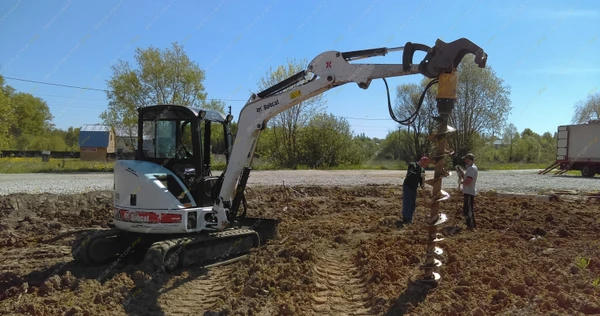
[
  {"left": 71, "top": 228, "right": 123, "bottom": 266},
  {"left": 311, "top": 251, "right": 373, "bottom": 315},
  {"left": 142, "top": 228, "right": 259, "bottom": 274}
]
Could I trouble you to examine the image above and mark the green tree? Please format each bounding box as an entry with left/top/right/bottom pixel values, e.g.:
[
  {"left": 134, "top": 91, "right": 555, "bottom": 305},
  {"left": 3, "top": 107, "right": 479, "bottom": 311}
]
[
  {"left": 539, "top": 131, "right": 556, "bottom": 162},
  {"left": 254, "top": 126, "right": 275, "bottom": 160},
  {"left": 352, "top": 133, "right": 379, "bottom": 162},
  {"left": 256, "top": 58, "right": 326, "bottom": 168},
  {"left": 521, "top": 128, "right": 537, "bottom": 139},
  {"left": 9, "top": 92, "right": 53, "bottom": 138},
  {"left": 0, "top": 75, "right": 69, "bottom": 150},
  {"left": 208, "top": 120, "right": 237, "bottom": 155},
  {"left": 0, "top": 76, "right": 13, "bottom": 148},
  {"left": 538, "top": 141, "right": 551, "bottom": 162},
  {"left": 0, "top": 76, "right": 15, "bottom": 97},
  {"left": 298, "top": 113, "right": 356, "bottom": 168},
  {"left": 100, "top": 42, "right": 224, "bottom": 138},
  {"left": 571, "top": 92, "right": 600, "bottom": 124},
  {"left": 448, "top": 55, "right": 512, "bottom": 164},
  {"left": 376, "top": 129, "right": 412, "bottom": 162},
  {"left": 513, "top": 135, "right": 541, "bottom": 163},
  {"left": 64, "top": 126, "right": 81, "bottom": 151},
  {"left": 471, "top": 133, "right": 502, "bottom": 163},
  {"left": 502, "top": 123, "right": 518, "bottom": 162},
  {"left": 29, "top": 134, "right": 67, "bottom": 151}
]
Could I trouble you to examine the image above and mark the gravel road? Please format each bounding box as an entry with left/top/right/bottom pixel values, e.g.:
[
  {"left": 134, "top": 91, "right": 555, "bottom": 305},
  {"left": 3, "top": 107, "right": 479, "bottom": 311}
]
[{"left": 0, "top": 169, "right": 598, "bottom": 196}]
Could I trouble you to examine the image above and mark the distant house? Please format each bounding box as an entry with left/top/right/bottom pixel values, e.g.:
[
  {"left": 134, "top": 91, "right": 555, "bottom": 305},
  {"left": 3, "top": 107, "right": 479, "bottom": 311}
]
[
  {"left": 79, "top": 124, "right": 116, "bottom": 161},
  {"left": 493, "top": 140, "right": 506, "bottom": 149},
  {"left": 79, "top": 124, "right": 153, "bottom": 160},
  {"left": 114, "top": 126, "right": 138, "bottom": 155},
  {"left": 113, "top": 126, "right": 156, "bottom": 156}
]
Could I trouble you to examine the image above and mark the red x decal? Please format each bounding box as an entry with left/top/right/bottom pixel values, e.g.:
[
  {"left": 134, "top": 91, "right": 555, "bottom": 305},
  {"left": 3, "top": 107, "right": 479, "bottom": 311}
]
[{"left": 326, "top": 61, "right": 332, "bottom": 68}]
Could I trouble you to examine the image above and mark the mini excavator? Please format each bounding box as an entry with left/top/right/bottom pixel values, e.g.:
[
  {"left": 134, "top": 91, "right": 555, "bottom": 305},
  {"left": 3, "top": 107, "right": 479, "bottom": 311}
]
[{"left": 72, "top": 38, "right": 487, "bottom": 280}]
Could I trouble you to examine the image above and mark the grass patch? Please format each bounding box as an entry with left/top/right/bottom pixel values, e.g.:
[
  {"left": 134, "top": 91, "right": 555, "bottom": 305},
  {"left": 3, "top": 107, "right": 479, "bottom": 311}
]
[
  {"left": 0, "top": 156, "right": 585, "bottom": 174},
  {"left": 0, "top": 157, "right": 114, "bottom": 173}
]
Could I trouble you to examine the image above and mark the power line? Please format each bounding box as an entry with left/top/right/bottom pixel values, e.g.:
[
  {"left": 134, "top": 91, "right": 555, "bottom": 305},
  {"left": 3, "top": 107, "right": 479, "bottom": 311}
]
[
  {"left": 4, "top": 76, "right": 108, "bottom": 92},
  {"left": 29, "top": 93, "right": 107, "bottom": 101},
  {"left": 2, "top": 76, "right": 248, "bottom": 102},
  {"left": 3, "top": 76, "right": 398, "bottom": 121}
]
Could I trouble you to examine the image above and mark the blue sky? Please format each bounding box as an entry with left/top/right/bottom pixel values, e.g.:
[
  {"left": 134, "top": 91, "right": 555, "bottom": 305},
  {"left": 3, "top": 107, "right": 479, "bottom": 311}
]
[{"left": 0, "top": 0, "right": 599, "bottom": 140}]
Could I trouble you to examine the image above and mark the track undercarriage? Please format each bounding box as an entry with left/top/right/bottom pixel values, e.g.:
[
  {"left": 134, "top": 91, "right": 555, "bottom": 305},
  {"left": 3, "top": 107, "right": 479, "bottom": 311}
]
[{"left": 71, "top": 217, "right": 279, "bottom": 274}]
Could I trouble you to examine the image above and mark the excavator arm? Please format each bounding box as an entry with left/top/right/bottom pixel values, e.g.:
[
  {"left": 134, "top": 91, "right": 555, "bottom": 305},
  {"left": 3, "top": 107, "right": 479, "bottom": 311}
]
[{"left": 211, "top": 38, "right": 487, "bottom": 229}]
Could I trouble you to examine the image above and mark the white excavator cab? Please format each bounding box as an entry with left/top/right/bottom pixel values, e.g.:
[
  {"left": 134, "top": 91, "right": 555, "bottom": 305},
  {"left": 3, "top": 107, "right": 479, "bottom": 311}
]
[{"left": 131, "top": 104, "right": 234, "bottom": 208}]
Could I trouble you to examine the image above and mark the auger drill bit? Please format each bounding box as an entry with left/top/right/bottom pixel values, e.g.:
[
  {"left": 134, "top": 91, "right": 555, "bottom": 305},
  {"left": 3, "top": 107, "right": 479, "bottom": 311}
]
[
  {"left": 411, "top": 38, "right": 487, "bottom": 284},
  {"left": 420, "top": 71, "right": 461, "bottom": 283}
]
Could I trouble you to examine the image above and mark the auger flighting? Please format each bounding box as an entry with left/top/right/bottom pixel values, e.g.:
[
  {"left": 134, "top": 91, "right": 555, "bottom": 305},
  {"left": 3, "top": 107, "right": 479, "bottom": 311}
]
[
  {"left": 421, "top": 71, "right": 457, "bottom": 282},
  {"left": 418, "top": 43, "right": 488, "bottom": 283}
]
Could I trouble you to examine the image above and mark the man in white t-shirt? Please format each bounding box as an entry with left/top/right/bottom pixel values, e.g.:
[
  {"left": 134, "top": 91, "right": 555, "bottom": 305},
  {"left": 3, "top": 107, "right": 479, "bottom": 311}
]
[{"left": 460, "top": 153, "right": 478, "bottom": 229}]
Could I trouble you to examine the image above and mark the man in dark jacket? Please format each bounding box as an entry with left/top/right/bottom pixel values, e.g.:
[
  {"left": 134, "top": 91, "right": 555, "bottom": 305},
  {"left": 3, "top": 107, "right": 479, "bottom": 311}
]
[{"left": 401, "top": 156, "right": 430, "bottom": 225}]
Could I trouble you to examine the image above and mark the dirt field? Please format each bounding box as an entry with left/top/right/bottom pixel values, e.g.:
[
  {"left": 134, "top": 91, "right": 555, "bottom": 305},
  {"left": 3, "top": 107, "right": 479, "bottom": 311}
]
[{"left": 1, "top": 185, "right": 599, "bottom": 316}]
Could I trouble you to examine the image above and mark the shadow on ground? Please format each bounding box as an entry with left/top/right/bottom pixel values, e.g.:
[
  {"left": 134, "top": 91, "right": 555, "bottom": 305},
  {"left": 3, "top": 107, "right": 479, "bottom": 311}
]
[{"left": 384, "top": 279, "right": 437, "bottom": 315}]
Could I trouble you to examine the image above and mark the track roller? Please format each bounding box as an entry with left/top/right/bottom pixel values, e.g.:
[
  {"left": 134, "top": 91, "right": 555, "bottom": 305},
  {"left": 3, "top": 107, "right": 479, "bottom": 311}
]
[{"left": 141, "top": 228, "right": 260, "bottom": 275}]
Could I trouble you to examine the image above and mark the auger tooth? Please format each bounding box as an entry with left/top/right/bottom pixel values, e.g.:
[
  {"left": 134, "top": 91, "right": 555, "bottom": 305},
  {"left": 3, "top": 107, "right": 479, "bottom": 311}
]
[
  {"left": 431, "top": 190, "right": 450, "bottom": 203},
  {"left": 425, "top": 246, "right": 443, "bottom": 258},
  {"left": 429, "top": 213, "right": 448, "bottom": 226},
  {"left": 427, "top": 232, "right": 445, "bottom": 243},
  {"left": 420, "top": 258, "right": 442, "bottom": 269},
  {"left": 421, "top": 272, "right": 441, "bottom": 283},
  {"left": 426, "top": 245, "right": 444, "bottom": 256},
  {"left": 427, "top": 125, "right": 457, "bottom": 141}
]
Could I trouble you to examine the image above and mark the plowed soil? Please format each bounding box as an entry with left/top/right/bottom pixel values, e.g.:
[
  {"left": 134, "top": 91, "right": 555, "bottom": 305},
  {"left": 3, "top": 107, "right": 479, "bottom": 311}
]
[{"left": 1, "top": 185, "right": 599, "bottom": 316}]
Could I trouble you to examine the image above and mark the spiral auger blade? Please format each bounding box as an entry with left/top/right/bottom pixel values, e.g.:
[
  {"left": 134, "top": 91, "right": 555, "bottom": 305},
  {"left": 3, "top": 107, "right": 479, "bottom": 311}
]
[
  {"left": 410, "top": 38, "right": 486, "bottom": 284},
  {"left": 420, "top": 134, "right": 454, "bottom": 283},
  {"left": 420, "top": 88, "right": 458, "bottom": 284}
]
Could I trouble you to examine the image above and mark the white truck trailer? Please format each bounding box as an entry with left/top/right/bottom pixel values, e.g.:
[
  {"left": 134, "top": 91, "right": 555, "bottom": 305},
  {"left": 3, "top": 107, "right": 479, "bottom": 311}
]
[{"left": 540, "top": 120, "right": 600, "bottom": 177}]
